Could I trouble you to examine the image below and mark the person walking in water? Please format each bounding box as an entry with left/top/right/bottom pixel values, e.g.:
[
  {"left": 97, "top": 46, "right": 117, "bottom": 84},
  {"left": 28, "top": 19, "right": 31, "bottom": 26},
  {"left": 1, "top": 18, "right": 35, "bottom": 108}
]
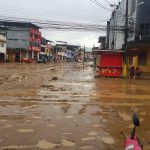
[{"left": 129, "top": 66, "right": 135, "bottom": 83}]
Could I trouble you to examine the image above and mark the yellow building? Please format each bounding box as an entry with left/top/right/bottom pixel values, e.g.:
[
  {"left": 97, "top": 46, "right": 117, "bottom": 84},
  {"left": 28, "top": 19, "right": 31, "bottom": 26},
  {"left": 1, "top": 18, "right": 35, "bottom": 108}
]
[{"left": 127, "top": 45, "right": 150, "bottom": 73}]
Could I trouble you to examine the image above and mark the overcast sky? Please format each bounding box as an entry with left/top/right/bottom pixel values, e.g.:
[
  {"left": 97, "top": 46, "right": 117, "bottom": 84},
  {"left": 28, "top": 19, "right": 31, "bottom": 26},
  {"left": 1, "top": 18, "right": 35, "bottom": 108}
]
[{"left": 0, "top": 0, "right": 119, "bottom": 47}]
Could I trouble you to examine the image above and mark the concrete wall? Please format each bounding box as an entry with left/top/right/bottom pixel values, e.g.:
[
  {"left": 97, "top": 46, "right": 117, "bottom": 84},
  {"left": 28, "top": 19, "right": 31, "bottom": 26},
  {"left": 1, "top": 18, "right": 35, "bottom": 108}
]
[
  {"left": 0, "top": 34, "right": 6, "bottom": 54},
  {"left": 7, "top": 27, "right": 29, "bottom": 50}
]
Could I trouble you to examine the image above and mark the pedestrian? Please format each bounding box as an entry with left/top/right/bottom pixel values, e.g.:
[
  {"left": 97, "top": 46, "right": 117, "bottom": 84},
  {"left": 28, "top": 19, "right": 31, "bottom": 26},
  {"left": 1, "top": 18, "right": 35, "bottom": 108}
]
[
  {"left": 138, "top": 67, "right": 142, "bottom": 79},
  {"left": 136, "top": 66, "right": 142, "bottom": 79},
  {"left": 136, "top": 66, "right": 140, "bottom": 79},
  {"left": 129, "top": 66, "right": 135, "bottom": 83}
]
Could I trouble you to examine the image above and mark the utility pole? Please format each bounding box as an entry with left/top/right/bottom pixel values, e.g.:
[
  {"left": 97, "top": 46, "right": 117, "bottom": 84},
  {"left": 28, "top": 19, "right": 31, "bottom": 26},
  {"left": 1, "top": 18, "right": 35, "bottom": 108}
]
[
  {"left": 124, "top": 0, "right": 128, "bottom": 61},
  {"left": 83, "top": 45, "right": 85, "bottom": 68},
  {"left": 123, "top": 0, "right": 129, "bottom": 77}
]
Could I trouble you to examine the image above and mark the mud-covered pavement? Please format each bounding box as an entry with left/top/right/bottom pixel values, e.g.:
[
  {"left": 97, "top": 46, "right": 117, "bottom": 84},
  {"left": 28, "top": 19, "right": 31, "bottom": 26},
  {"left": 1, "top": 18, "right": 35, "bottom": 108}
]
[{"left": 0, "top": 62, "right": 150, "bottom": 150}]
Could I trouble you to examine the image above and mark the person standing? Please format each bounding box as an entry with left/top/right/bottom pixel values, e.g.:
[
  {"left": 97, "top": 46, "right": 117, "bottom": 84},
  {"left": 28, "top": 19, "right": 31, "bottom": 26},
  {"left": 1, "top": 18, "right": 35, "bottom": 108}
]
[
  {"left": 129, "top": 66, "right": 135, "bottom": 83},
  {"left": 136, "top": 66, "right": 142, "bottom": 79}
]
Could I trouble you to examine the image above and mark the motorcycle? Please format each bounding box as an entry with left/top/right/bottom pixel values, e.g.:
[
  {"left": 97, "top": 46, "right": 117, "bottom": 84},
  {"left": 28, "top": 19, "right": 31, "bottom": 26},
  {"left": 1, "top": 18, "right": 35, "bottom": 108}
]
[{"left": 121, "top": 113, "right": 143, "bottom": 150}]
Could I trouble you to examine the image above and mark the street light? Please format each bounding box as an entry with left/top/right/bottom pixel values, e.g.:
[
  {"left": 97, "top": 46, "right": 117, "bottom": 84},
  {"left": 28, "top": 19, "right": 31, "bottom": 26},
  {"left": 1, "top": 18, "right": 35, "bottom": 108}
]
[{"left": 128, "top": 2, "right": 144, "bottom": 17}]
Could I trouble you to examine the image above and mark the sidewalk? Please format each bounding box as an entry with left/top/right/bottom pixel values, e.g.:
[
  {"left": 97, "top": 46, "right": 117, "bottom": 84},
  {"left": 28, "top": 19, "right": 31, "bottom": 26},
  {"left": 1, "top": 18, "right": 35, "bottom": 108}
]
[{"left": 138, "top": 72, "right": 150, "bottom": 80}]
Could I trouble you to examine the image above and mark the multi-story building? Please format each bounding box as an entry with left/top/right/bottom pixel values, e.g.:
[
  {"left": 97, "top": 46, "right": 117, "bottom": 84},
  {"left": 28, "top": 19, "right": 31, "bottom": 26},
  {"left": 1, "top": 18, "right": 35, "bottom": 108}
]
[
  {"left": 106, "top": 0, "right": 150, "bottom": 72},
  {"left": 107, "top": 1, "right": 126, "bottom": 50},
  {"left": 39, "top": 37, "right": 53, "bottom": 62},
  {"left": 0, "top": 21, "right": 41, "bottom": 62},
  {"left": 128, "top": 0, "right": 150, "bottom": 72}
]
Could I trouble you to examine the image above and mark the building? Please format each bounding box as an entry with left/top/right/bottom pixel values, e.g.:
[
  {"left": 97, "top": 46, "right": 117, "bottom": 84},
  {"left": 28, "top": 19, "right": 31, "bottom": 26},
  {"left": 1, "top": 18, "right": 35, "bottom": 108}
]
[
  {"left": 39, "top": 37, "right": 53, "bottom": 62},
  {"left": 98, "top": 36, "right": 106, "bottom": 50},
  {"left": 0, "top": 21, "right": 41, "bottom": 62},
  {"left": 127, "top": 0, "right": 150, "bottom": 72},
  {"left": 106, "top": 0, "right": 150, "bottom": 73},
  {"left": 0, "top": 32, "right": 6, "bottom": 62},
  {"left": 106, "top": 1, "right": 126, "bottom": 50},
  {"left": 54, "top": 42, "right": 80, "bottom": 62}
]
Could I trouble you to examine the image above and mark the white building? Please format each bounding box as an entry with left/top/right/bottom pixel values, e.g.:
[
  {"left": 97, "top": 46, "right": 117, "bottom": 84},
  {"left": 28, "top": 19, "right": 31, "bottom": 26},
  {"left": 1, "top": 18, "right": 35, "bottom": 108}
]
[
  {"left": 0, "top": 33, "right": 6, "bottom": 61},
  {"left": 107, "top": 0, "right": 137, "bottom": 50}
]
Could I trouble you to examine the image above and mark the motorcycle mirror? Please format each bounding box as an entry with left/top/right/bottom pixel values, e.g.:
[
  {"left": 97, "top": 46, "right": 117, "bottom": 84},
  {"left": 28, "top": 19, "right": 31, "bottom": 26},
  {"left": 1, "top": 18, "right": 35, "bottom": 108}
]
[{"left": 133, "top": 113, "right": 140, "bottom": 126}]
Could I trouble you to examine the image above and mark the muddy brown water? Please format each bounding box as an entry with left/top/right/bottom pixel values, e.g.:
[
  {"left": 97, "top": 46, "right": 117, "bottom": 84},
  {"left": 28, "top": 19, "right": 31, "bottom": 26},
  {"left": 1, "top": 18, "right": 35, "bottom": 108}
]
[{"left": 0, "top": 62, "right": 150, "bottom": 150}]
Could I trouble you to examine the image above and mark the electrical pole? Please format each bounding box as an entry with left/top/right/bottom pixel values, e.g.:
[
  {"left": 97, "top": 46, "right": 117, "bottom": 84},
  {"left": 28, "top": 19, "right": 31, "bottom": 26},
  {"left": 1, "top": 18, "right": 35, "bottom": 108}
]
[
  {"left": 124, "top": 0, "right": 128, "bottom": 62},
  {"left": 83, "top": 45, "right": 85, "bottom": 68},
  {"left": 123, "top": 0, "right": 129, "bottom": 78}
]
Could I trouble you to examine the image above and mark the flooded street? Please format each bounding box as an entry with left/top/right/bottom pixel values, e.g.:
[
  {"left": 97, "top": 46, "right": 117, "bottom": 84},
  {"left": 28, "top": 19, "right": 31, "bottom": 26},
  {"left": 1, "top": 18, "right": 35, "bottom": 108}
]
[{"left": 0, "top": 62, "right": 150, "bottom": 150}]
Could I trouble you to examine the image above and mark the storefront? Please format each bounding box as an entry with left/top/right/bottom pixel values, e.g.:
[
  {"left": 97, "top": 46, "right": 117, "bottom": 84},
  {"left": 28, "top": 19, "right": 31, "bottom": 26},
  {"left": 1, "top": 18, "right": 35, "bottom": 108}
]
[{"left": 96, "top": 50, "right": 124, "bottom": 77}]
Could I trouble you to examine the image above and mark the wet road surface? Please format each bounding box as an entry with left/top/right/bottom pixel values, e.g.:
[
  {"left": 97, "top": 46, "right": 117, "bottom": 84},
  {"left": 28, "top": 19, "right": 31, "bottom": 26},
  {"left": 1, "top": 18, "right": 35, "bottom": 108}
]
[{"left": 0, "top": 63, "right": 150, "bottom": 150}]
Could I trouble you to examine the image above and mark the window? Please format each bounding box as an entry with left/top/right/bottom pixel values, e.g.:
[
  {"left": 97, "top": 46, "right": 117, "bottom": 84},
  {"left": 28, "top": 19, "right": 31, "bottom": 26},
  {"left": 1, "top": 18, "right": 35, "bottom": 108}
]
[
  {"left": 0, "top": 43, "right": 4, "bottom": 47},
  {"left": 138, "top": 52, "right": 147, "bottom": 66},
  {"left": 140, "top": 23, "right": 149, "bottom": 36}
]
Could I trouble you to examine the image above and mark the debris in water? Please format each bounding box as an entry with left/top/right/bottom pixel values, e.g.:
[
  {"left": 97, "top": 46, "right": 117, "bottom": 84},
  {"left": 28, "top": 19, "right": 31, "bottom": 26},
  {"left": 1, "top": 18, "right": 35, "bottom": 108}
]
[
  {"left": 17, "top": 129, "right": 34, "bottom": 133},
  {"left": 52, "top": 77, "right": 58, "bottom": 80},
  {"left": 1, "top": 145, "right": 35, "bottom": 149},
  {"left": 47, "top": 124, "right": 56, "bottom": 127},
  {"left": 101, "top": 136, "right": 115, "bottom": 145},
  {"left": 82, "top": 137, "right": 96, "bottom": 141},
  {"left": 38, "top": 140, "right": 59, "bottom": 149},
  {"left": 88, "top": 131, "right": 98, "bottom": 136},
  {"left": 80, "top": 146, "right": 94, "bottom": 149},
  {"left": 62, "top": 139, "right": 75, "bottom": 147},
  {"left": 118, "top": 112, "right": 131, "bottom": 121},
  {"left": 65, "top": 115, "right": 74, "bottom": 119}
]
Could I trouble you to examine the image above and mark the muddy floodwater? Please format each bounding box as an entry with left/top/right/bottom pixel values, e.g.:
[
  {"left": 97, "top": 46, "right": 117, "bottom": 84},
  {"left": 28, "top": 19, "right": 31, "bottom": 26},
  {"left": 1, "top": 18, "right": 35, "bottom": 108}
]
[{"left": 0, "top": 62, "right": 150, "bottom": 150}]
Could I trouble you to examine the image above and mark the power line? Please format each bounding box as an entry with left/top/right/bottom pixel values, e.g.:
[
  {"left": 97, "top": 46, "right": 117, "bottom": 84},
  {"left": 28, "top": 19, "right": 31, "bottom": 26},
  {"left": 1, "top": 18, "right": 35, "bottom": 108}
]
[
  {"left": 103, "top": 0, "right": 111, "bottom": 6},
  {"left": 89, "top": 0, "right": 112, "bottom": 12}
]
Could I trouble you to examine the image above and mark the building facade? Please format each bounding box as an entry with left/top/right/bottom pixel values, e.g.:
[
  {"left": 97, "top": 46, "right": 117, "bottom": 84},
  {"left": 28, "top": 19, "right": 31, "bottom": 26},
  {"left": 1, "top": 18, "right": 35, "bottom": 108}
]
[
  {"left": 106, "top": 0, "right": 150, "bottom": 72},
  {"left": 0, "top": 33, "right": 6, "bottom": 61},
  {"left": 0, "top": 22, "right": 41, "bottom": 62}
]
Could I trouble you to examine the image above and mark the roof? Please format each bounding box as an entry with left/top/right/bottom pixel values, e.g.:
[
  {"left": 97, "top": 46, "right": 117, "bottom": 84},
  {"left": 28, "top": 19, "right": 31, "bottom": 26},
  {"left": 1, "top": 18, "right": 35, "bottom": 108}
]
[
  {"left": 92, "top": 49, "right": 125, "bottom": 54},
  {"left": 0, "top": 21, "right": 40, "bottom": 29}
]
